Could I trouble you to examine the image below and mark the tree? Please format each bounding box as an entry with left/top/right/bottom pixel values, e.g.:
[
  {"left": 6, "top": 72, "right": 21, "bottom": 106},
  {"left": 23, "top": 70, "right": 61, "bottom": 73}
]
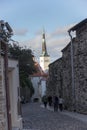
[{"left": 8, "top": 42, "right": 36, "bottom": 97}]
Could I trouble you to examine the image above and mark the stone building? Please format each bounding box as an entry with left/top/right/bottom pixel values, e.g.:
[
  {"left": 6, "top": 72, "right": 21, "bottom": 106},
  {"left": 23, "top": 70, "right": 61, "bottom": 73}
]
[
  {"left": 30, "top": 61, "right": 48, "bottom": 102},
  {"left": 0, "top": 21, "right": 22, "bottom": 130},
  {"left": 47, "top": 19, "right": 87, "bottom": 114},
  {"left": 0, "top": 55, "right": 22, "bottom": 130},
  {"left": 62, "top": 43, "right": 73, "bottom": 110},
  {"left": 69, "top": 19, "right": 87, "bottom": 113},
  {"left": 46, "top": 58, "right": 63, "bottom": 97}
]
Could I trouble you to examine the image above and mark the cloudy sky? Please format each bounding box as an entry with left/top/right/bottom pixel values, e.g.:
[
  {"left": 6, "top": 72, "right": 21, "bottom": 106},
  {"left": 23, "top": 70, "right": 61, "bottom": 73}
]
[{"left": 0, "top": 0, "right": 87, "bottom": 62}]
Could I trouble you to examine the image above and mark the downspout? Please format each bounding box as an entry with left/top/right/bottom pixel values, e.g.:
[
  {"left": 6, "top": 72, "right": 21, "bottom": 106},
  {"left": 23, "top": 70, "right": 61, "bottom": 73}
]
[{"left": 68, "top": 30, "right": 75, "bottom": 111}]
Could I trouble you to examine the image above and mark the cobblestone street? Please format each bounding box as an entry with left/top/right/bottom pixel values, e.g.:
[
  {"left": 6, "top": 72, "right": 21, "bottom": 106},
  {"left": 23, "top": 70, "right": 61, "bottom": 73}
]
[{"left": 22, "top": 103, "right": 87, "bottom": 130}]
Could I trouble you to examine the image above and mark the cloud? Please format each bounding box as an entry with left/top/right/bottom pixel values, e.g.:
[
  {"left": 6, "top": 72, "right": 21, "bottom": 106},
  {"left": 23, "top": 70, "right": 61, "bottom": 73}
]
[
  {"left": 48, "top": 24, "right": 75, "bottom": 38},
  {"left": 51, "top": 27, "right": 68, "bottom": 37},
  {"left": 35, "top": 29, "right": 42, "bottom": 35},
  {"left": 13, "top": 28, "right": 29, "bottom": 36},
  {"left": 47, "top": 36, "right": 70, "bottom": 62}
]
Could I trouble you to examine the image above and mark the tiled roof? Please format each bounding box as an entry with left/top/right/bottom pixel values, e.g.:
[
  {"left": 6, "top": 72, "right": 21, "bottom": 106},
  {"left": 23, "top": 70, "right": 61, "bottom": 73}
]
[{"left": 30, "top": 61, "right": 48, "bottom": 77}]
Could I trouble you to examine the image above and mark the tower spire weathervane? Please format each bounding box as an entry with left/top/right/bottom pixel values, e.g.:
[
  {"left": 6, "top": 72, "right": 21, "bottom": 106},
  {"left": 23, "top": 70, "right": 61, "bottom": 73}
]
[
  {"left": 41, "top": 28, "right": 48, "bottom": 56},
  {"left": 40, "top": 28, "right": 50, "bottom": 72}
]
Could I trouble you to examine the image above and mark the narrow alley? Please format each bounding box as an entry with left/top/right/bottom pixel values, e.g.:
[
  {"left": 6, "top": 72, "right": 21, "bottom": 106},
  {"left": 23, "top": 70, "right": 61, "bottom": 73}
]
[{"left": 22, "top": 103, "right": 87, "bottom": 130}]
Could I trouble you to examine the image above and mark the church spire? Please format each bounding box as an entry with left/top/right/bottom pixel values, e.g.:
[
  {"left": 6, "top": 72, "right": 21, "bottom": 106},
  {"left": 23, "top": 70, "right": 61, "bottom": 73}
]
[
  {"left": 40, "top": 28, "right": 50, "bottom": 72},
  {"left": 41, "top": 29, "right": 49, "bottom": 56}
]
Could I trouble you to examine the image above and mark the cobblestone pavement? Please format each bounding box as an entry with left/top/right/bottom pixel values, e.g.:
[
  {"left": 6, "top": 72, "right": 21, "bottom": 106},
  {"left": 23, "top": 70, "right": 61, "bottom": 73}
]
[{"left": 22, "top": 103, "right": 87, "bottom": 130}]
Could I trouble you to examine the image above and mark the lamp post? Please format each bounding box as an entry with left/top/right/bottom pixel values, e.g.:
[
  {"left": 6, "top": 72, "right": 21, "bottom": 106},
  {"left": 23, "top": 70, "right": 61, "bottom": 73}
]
[{"left": 0, "top": 20, "right": 13, "bottom": 130}]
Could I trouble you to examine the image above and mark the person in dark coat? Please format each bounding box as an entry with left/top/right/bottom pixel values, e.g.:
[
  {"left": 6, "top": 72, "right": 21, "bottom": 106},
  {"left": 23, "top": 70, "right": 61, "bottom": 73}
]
[
  {"left": 59, "top": 96, "right": 63, "bottom": 111},
  {"left": 42, "top": 95, "right": 48, "bottom": 108},
  {"left": 53, "top": 96, "right": 59, "bottom": 112},
  {"left": 48, "top": 96, "right": 52, "bottom": 107}
]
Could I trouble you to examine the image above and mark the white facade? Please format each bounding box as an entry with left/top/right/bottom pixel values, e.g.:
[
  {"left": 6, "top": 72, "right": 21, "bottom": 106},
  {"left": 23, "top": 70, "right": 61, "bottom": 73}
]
[
  {"left": 40, "top": 56, "right": 50, "bottom": 72},
  {"left": 31, "top": 77, "right": 41, "bottom": 100},
  {"left": 8, "top": 59, "right": 22, "bottom": 130},
  {"left": 0, "top": 57, "right": 22, "bottom": 130},
  {"left": 39, "top": 79, "right": 46, "bottom": 97},
  {"left": 31, "top": 76, "right": 46, "bottom": 102}
]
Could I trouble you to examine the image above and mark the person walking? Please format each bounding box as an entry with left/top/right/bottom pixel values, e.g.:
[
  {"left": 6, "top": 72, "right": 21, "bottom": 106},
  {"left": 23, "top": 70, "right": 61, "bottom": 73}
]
[
  {"left": 53, "top": 96, "right": 59, "bottom": 112},
  {"left": 48, "top": 96, "right": 52, "bottom": 107},
  {"left": 42, "top": 95, "right": 48, "bottom": 108},
  {"left": 59, "top": 96, "right": 63, "bottom": 111}
]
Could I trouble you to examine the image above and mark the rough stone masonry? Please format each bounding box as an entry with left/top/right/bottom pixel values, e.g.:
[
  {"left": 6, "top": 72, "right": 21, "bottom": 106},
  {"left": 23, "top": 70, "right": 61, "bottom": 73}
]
[{"left": 47, "top": 19, "right": 87, "bottom": 114}]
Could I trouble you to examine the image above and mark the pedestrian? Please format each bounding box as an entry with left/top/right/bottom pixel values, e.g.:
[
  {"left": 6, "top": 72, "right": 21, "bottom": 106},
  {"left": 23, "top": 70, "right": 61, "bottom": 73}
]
[
  {"left": 42, "top": 95, "right": 48, "bottom": 108},
  {"left": 53, "top": 96, "right": 59, "bottom": 112},
  {"left": 59, "top": 96, "right": 63, "bottom": 111},
  {"left": 21, "top": 96, "right": 25, "bottom": 104},
  {"left": 48, "top": 96, "right": 52, "bottom": 107}
]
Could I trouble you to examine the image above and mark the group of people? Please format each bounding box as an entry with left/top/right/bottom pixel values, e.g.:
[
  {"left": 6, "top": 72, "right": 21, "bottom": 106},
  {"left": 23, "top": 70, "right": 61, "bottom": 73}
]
[
  {"left": 53, "top": 96, "right": 63, "bottom": 112},
  {"left": 42, "top": 95, "right": 63, "bottom": 112}
]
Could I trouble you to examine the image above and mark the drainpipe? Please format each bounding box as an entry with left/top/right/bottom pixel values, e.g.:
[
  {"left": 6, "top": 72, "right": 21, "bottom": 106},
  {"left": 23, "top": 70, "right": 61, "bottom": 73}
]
[{"left": 68, "top": 30, "right": 75, "bottom": 111}]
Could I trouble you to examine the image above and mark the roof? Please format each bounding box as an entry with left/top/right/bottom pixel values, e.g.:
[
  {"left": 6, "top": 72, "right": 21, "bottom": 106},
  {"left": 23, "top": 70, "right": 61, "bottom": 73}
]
[
  {"left": 30, "top": 61, "right": 48, "bottom": 77},
  {"left": 61, "top": 38, "right": 76, "bottom": 52},
  {"left": 30, "top": 72, "right": 48, "bottom": 77},
  {"left": 49, "top": 57, "right": 62, "bottom": 66},
  {"left": 68, "top": 18, "right": 87, "bottom": 31},
  {"left": 34, "top": 62, "right": 43, "bottom": 73},
  {"left": 61, "top": 43, "right": 70, "bottom": 52}
]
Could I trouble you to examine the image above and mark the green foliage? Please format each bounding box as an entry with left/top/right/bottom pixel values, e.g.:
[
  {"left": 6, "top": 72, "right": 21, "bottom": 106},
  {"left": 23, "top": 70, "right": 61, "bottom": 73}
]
[
  {"left": 25, "top": 78, "right": 34, "bottom": 97},
  {"left": 8, "top": 43, "right": 36, "bottom": 96},
  {"left": 8, "top": 43, "right": 36, "bottom": 75}
]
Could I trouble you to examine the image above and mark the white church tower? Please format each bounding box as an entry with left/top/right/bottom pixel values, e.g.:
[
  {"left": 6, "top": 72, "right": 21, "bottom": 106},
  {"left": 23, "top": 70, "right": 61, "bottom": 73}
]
[{"left": 40, "top": 29, "right": 50, "bottom": 72}]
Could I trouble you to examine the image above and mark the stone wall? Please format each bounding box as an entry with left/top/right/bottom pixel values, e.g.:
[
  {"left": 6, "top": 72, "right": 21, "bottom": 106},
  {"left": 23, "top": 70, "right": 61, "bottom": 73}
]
[
  {"left": 47, "top": 19, "right": 87, "bottom": 114},
  {"left": 73, "top": 23, "right": 87, "bottom": 113},
  {"left": 62, "top": 43, "right": 73, "bottom": 110},
  {"left": 62, "top": 23, "right": 87, "bottom": 112},
  {"left": 0, "top": 57, "right": 7, "bottom": 130},
  {"left": 46, "top": 58, "right": 63, "bottom": 97}
]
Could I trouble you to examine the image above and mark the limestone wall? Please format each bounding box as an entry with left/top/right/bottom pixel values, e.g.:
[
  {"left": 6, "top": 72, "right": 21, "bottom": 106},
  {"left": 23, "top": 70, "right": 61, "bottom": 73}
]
[
  {"left": 62, "top": 23, "right": 87, "bottom": 113},
  {"left": 47, "top": 20, "right": 87, "bottom": 114},
  {"left": 62, "top": 43, "right": 73, "bottom": 110},
  {"left": 73, "top": 25, "right": 87, "bottom": 113},
  {"left": 46, "top": 58, "right": 62, "bottom": 97}
]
